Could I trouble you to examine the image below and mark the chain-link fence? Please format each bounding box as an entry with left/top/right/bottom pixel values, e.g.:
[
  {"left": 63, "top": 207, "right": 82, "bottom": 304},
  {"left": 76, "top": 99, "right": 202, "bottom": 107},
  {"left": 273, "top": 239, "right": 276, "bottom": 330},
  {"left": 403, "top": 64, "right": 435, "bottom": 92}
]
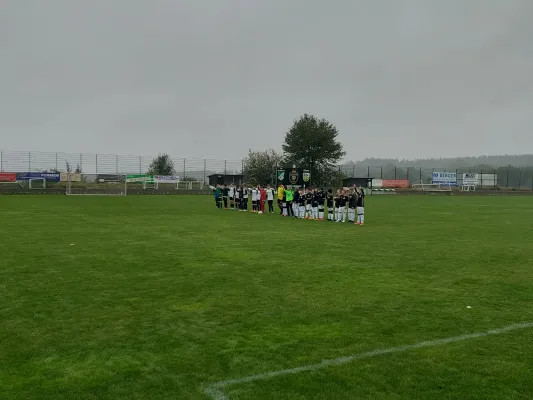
[
  {"left": 338, "top": 164, "right": 533, "bottom": 189},
  {"left": 1, "top": 150, "right": 532, "bottom": 189},
  {"left": 0, "top": 150, "right": 245, "bottom": 185}
]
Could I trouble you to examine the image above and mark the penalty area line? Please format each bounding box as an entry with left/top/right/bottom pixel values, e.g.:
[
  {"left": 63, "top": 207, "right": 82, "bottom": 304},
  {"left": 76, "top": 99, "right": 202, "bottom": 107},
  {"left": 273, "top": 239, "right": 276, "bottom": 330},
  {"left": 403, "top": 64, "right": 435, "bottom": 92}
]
[{"left": 204, "top": 321, "right": 533, "bottom": 400}]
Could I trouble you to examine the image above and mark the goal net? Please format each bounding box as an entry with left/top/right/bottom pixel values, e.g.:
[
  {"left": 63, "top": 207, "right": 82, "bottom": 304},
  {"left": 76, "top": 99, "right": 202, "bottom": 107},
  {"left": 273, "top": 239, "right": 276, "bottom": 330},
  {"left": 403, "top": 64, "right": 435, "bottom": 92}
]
[
  {"left": 411, "top": 180, "right": 452, "bottom": 192},
  {"left": 66, "top": 173, "right": 127, "bottom": 196},
  {"left": 29, "top": 178, "right": 46, "bottom": 189},
  {"left": 460, "top": 184, "right": 476, "bottom": 192}
]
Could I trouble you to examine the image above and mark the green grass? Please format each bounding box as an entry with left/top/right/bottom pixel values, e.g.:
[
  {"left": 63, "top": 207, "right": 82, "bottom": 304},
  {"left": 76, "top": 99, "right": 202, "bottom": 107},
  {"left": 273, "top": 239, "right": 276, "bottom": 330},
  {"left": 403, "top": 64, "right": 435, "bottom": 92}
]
[{"left": 1, "top": 194, "right": 533, "bottom": 400}]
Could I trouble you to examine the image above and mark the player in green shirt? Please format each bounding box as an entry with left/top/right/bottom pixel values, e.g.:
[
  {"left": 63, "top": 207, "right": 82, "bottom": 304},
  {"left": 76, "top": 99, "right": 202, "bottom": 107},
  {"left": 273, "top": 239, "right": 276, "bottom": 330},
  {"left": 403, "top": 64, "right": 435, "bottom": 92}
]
[
  {"left": 284, "top": 187, "right": 294, "bottom": 217},
  {"left": 214, "top": 186, "right": 222, "bottom": 209}
]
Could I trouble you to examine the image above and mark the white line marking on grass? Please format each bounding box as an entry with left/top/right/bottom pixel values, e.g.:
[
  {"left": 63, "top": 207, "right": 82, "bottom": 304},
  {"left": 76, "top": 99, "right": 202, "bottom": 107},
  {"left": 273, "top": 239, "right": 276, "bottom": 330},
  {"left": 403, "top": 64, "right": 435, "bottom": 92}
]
[
  {"left": 204, "top": 321, "right": 533, "bottom": 399},
  {"left": 204, "top": 386, "right": 231, "bottom": 400}
]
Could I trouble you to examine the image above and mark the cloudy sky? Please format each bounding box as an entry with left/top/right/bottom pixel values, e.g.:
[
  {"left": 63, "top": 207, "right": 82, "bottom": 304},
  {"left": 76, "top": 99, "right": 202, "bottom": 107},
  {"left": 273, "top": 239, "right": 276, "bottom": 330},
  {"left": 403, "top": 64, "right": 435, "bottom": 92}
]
[{"left": 2, "top": 0, "right": 533, "bottom": 162}]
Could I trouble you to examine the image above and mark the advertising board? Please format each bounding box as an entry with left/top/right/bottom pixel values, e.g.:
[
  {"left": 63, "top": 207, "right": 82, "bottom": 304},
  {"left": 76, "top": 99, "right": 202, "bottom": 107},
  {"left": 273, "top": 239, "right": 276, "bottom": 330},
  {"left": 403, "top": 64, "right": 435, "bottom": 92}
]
[
  {"left": 126, "top": 174, "right": 152, "bottom": 183},
  {"left": 432, "top": 172, "right": 457, "bottom": 186},
  {"left": 97, "top": 174, "right": 125, "bottom": 183},
  {"left": 0, "top": 172, "right": 17, "bottom": 182},
  {"left": 462, "top": 173, "right": 478, "bottom": 186},
  {"left": 17, "top": 172, "right": 60, "bottom": 182},
  {"left": 154, "top": 175, "right": 180, "bottom": 183},
  {"left": 382, "top": 179, "right": 409, "bottom": 188},
  {"left": 60, "top": 172, "right": 81, "bottom": 182}
]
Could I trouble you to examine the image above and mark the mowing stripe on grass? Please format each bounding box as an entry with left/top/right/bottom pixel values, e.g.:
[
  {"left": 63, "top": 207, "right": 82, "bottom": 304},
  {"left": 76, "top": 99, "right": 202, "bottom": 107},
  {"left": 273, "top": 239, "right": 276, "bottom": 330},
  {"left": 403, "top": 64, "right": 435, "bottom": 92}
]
[{"left": 204, "top": 321, "right": 533, "bottom": 399}]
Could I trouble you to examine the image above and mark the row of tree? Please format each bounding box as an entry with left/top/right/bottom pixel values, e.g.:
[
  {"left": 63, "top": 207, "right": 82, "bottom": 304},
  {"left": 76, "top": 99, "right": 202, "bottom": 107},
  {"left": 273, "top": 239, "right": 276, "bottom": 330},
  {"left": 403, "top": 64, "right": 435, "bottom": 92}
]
[
  {"left": 244, "top": 114, "right": 346, "bottom": 186},
  {"left": 243, "top": 113, "right": 533, "bottom": 188},
  {"left": 144, "top": 112, "right": 533, "bottom": 188}
]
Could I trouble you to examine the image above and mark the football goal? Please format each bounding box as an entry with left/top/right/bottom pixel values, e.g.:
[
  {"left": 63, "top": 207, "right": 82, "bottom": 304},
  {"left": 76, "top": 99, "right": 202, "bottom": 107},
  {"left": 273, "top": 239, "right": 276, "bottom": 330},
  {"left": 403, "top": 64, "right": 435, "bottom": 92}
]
[
  {"left": 177, "top": 181, "right": 192, "bottom": 190},
  {"left": 411, "top": 180, "right": 452, "bottom": 192},
  {"left": 66, "top": 173, "right": 127, "bottom": 196},
  {"left": 189, "top": 180, "right": 203, "bottom": 190},
  {"left": 142, "top": 180, "right": 158, "bottom": 190},
  {"left": 460, "top": 184, "right": 476, "bottom": 192},
  {"left": 29, "top": 178, "right": 46, "bottom": 189}
]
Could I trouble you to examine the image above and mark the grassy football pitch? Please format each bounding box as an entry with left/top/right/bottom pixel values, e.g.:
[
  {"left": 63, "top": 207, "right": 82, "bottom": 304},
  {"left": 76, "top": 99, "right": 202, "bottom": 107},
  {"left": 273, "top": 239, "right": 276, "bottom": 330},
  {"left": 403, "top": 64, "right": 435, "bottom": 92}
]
[{"left": 1, "top": 194, "right": 533, "bottom": 400}]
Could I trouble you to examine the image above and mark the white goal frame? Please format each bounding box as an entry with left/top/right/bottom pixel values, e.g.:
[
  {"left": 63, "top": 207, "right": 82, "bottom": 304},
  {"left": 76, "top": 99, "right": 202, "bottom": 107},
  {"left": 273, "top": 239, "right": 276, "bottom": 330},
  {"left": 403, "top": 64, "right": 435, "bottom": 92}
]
[
  {"left": 154, "top": 181, "right": 180, "bottom": 190},
  {"left": 411, "top": 180, "right": 452, "bottom": 192},
  {"left": 460, "top": 184, "right": 476, "bottom": 192},
  {"left": 66, "top": 173, "right": 127, "bottom": 196},
  {"left": 189, "top": 181, "right": 203, "bottom": 190},
  {"left": 142, "top": 181, "right": 158, "bottom": 190},
  {"left": 177, "top": 181, "right": 192, "bottom": 190},
  {"left": 29, "top": 178, "right": 46, "bottom": 189}
]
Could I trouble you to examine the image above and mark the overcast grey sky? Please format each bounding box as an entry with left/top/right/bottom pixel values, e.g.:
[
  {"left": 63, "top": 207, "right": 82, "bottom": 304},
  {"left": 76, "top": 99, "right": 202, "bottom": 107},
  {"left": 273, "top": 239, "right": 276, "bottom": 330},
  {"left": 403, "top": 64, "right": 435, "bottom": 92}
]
[{"left": 2, "top": 0, "right": 532, "bottom": 162}]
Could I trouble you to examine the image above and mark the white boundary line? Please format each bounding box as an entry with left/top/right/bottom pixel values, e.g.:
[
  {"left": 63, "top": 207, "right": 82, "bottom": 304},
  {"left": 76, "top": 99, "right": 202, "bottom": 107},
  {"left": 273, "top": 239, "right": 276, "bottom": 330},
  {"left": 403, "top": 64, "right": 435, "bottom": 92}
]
[{"left": 204, "top": 321, "right": 533, "bottom": 400}]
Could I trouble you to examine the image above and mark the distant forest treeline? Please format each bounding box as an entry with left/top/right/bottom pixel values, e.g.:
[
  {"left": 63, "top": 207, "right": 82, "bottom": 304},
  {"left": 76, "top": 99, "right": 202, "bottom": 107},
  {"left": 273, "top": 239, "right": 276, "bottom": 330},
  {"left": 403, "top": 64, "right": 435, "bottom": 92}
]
[
  {"left": 340, "top": 154, "right": 533, "bottom": 188},
  {"left": 344, "top": 154, "right": 533, "bottom": 169}
]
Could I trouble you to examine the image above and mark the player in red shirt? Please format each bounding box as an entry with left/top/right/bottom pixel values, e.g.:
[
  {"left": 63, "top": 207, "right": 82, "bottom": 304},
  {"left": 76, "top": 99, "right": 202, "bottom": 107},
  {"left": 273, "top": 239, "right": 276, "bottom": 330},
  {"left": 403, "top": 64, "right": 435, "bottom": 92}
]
[{"left": 259, "top": 186, "right": 267, "bottom": 214}]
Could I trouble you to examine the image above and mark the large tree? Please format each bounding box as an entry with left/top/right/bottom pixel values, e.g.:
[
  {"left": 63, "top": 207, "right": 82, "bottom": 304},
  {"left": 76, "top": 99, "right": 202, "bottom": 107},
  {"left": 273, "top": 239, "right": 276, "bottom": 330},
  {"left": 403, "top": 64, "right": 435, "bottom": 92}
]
[
  {"left": 243, "top": 149, "right": 283, "bottom": 186},
  {"left": 282, "top": 114, "right": 346, "bottom": 186},
  {"left": 148, "top": 153, "right": 175, "bottom": 175}
]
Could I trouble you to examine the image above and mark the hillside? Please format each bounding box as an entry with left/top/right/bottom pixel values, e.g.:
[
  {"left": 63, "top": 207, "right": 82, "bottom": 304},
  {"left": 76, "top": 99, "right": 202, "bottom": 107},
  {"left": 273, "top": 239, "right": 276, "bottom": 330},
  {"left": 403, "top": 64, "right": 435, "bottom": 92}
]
[{"left": 345, "top": 154, "right": 533, "bottom": 168}]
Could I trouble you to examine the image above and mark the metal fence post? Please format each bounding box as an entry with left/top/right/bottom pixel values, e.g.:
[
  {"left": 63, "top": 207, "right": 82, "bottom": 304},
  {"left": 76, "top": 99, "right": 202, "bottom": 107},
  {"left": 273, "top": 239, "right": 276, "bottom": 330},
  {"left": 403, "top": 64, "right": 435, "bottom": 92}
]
[
  {"left": 0, "top": 150, "right": 2, "bottom": 172},
  {"left": 116, "top": 154, "right": 119, "bottom": 174},
  {"left": 139, "top": 156, "right": 142, "bottom": 174},
  {"left": 95, "top": 154, "right": 98, "bottom": 174},
  {"left": 367, "top": 165, "right": 370, "bottom": 178},
  {"left": 480, "top": 169, "right": 483, "bottom": 188},
  {"left": 380, "top": 166, "right": 383, "bottom": 179},
  {"left": 519, "top": 170, "right": 522, "bottom": 189},
  {"left": 203, "top": 159, "right": 207, "bottom": 185},
  {"left": 419, "top": 168, "right": 422, "bottom": 181},
  {"left": 506, "top": 169, "right": 509, "bottom": 188},
  {"left": 56, "top": 152, "right": 58, "bottom": 171},
  {"left": 183, "top": 158, "right": 186, "bottom": 180},
  {"left": 79, "top": 153, "right": 83, "bottom": 172},
  {"left": 394, "top": 166, "right": 397, "bottom": 180},
  {"left": 407, "top": 167, "right": 410, "bottom": 182},
  {"left": 29, "top": 151, "right": 31, "bottom": 171}
]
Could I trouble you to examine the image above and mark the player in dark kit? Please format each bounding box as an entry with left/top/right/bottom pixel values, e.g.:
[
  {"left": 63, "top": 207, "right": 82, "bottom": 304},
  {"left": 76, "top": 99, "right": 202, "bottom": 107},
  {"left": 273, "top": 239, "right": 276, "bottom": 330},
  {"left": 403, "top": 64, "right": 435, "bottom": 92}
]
[
  {"left": 304, "top": 188, "right": 314, "bottom": 219},
  {"left": 336, "top": 190, "right": 348, "bottom": 222},
  {"left": 298, "top": 189, "right": 306, "bottom": 218},
  {"left": 292, "top": 189, "right": 300, "bottom": 218},
  {"left": 222, "top": 185, "right": 229, "bottom": 209},
  {"left": 242, "top": 186, "right": 248, "bottom": 211},
  {"left": 326, "top": 189, "right": 334, "bottom": 221},
  {"left": 348, "top": 188, "right": 357, "bottom": 223},
  {"left": 316, "top": 188, "right": 325, "bottom": 220},
  {"left": 333, "top": 189, "right": 340, "bottom": 221},
  {"left": 356, "top": 187, "right": 365, "bottom": 225},
  {"left": 310, "top": 188, "right": 319, "bottom": 219}
]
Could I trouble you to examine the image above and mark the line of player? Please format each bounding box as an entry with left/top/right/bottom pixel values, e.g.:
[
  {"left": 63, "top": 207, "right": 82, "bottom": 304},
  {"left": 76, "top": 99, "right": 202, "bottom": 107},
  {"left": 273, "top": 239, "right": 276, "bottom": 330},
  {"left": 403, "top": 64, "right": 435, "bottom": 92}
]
[{"left": 211, "top": 184, "right": 365, "bottom": 225}]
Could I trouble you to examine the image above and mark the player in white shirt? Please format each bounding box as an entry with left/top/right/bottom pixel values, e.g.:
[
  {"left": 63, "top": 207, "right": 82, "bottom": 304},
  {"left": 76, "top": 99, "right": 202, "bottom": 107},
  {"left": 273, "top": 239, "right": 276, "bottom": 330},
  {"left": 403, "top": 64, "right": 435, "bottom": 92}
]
[
  {"left": 235, "top": 185, "right": 241, "bottom": 210},
  {"left": 265, "top": 185, "right": 275, "bottom": 213},
  {"left": 229, "top": 185, "right": 235, "bottom": 209},
  {"left": 251, "top": 187, "right": 259, "bottom": 212}
]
